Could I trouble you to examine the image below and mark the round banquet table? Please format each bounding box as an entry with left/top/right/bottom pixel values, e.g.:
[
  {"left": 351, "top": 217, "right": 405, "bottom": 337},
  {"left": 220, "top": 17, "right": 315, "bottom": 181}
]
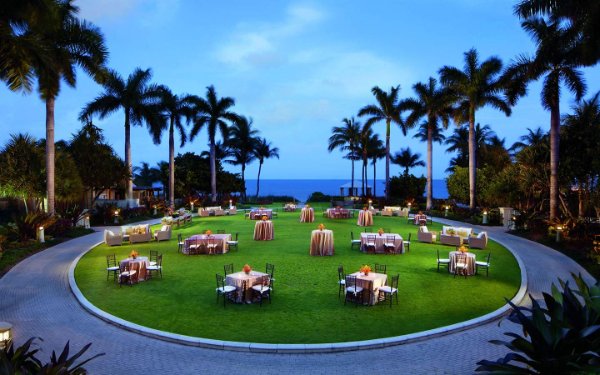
[
  {"left": 449, "top": 251, "right": 476, "bottom": 275},
  {"left": 309, "top": 229, "right": 334, "bottom": 256},
  {"left": 300, "top": 207, "right": 314, "bottom": 222},
  {"left": 357, "top": 210, "right": 373, "bottom": 226},
  {"left": 253, "top": 220, "right": 274, "bottom": 240}
]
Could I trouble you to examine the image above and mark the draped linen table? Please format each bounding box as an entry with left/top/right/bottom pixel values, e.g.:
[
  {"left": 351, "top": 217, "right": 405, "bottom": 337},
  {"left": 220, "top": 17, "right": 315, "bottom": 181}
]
[
  {"left": 309, "top": 229, "right": 334, "bottom": 256},
  {"left": 300, "top": 207, "right": 314, "bottom": 223},
  {"left": 357, "top": 210, "right": 373, "bottom": 227},
  {"left": 414, "top": 214, "right": 427, "bottom": 225},
  {"left": 119, "top": 256, "right": 149, "bottom": 281},
  {"left": 449, "top": 251, "right": 477, "bottom": 275},
  {"left": 250, "top": 209, "right": 272, "bottom": 220},
  {"left": 360, "top": 233, "right": 403, "bottom": 253},
  {"left": 254, "top": 220, "right": 274, "bottom": 240},
  {"left": 183, "top": 234, "right": 231, "bottom": 254},
  {"left": 226, "top": 271, "right": 269, "bottom": 303},
  {"left": 349, "top": 271, "right": 388, "bottom": 305}
]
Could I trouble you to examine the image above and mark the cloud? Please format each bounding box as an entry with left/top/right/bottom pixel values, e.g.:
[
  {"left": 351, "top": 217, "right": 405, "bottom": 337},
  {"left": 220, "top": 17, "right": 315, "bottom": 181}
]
[{"left": 214, "top": 4, "right": 325, "bottom": 70}]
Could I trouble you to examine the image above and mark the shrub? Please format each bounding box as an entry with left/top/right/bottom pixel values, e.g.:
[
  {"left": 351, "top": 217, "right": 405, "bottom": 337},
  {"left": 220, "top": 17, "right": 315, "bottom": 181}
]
[{"left": 307, "top": 192, "right": 331, "bottom": 202}]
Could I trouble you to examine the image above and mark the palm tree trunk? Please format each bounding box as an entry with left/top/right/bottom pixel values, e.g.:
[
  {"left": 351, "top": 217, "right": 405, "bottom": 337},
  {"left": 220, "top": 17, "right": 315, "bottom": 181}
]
[
  {"left": 124, "top": 112, "right": 133, "bottom": 201},
  {"left": 351, "top": 156, "right": 355, "bottom": 197},
  {"left": 426, "top": 123, "right": 433, "bottom": 210},
  {"left": 372, "top": 158, "right": 376, "bottom": 198},
  {"left": 210, "top": 140, "right": 217, "bottom": 203},
  {"left": 46, "top": 97, "right": 55, "bottom": 215},
  {"left": 385, "top": 119, "right": 391, "bottom": 201},
  {"left": 549, "top": 104, "right": 560, "bottom": 220},
  {"left": 468, "top": 108, "right": 476, "bottom": 210},
  {"left": 168, "top": 117, "right": 175, "bottom": 208},
  {"left": 256, "top": 161, "right": 263, "bottom": 198},
  {"left": 241, "top": 163, "right": 246, "bottom": 201}
]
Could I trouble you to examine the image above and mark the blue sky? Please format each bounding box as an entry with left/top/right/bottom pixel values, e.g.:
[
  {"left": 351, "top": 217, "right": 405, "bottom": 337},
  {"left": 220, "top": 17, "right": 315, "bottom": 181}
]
[{"left": 1, "top": 0, "right": 599, "bottom": 180}]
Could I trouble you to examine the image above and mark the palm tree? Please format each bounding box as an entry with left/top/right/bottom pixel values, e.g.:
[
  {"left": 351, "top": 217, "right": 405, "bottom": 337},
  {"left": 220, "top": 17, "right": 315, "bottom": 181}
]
[
  {"left": 357, "top": 123, "right": 374, "bottom": 196},
  {"left": 80, "top": 68, "right": 163, "bottom": 203},
  {"left": 358, "top": 86, "right": 407, "bottom": 200},
  {"left": 133, "top": 162, "right": 161, "bottom": 187},
  {"left": 506, "top": 19, "right": 586, "bottom": 219},
  {"left": 440, "top": 48, "right": 511, "bottom": 210},
  {"left": 391, "top": 147, "right": 425, "bottom": 176},
  {"left": 328, "top": 117, "right": 361, "bottom": 195},
  {"left": 200, "top": 141, "right": 230, "bottom": 164},
  {"left": 445, "top": 123, "right": 495, "bottom": 171},
  {"left": 509, "top": 127, "right": 547, "bottom": 155},
  {"left": 188, "top": 85, "right": 239, "bottom": 203},
  {"left": 366, "top": 134, "right": 385, "bottom": 197},
  {"left": 253, "top": 138, "right": 279, "bottom": 198},
  {"left": 155, "top": 86, "right": 193, "bottom": 207},
  {"left": 226, "top": 116, "right": 259, "bottom": 201},
  {"left": 402, "top": 77, "right": 454, "bottom": 209},
  {"left": 32, "top": 0, "right": 107, "bottom": 214}
]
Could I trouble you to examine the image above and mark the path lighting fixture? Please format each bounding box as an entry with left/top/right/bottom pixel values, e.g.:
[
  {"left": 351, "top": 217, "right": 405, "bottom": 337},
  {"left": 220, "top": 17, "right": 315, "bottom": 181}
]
[
  {"left": 407, "top": 202, "right": 412, "bottom": 212},
  {"left": 38, "top": 226, "right": 45, "bottom": 243},
  {"left": 191, "top": 201, "right": 194, "bottom": 211},
  {"left": 153, "top": 205, "right": 157, "bottom": 216},
  {"left": 0, "top": 321, "right": 12, "bottom": 350},
  {"left": 482, "top": 210, "right": 488, "bottom": 225},
  {"left": 556, "top": 225, "right": 563, "bottom": 243},
  {"left": 85, "top": 215, "right": 90, "bottom": 229},
  {"left": 114, "top": 210, "right": 119, "bottom": 224},
  {"left": 229, "top": 199, "right": 233, "bottom": 209},
  {"left": 445, "top": 206, "right": 449, "bottom": 217}
]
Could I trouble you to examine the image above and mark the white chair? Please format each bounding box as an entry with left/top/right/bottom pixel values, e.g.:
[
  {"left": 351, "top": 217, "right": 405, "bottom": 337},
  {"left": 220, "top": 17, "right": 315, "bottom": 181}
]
[
  {"left": 104, "top": 230, "right": 123, "bottom": 246},
  {"left": 344, "top": 275, "right": 364, "bottom": 305},
  {"left": 383, "top": 236, "right": 396, "bottom": 254},
  {"left": 365, "top": 235, "right": 377, "bottom": 254},
  {"left": 476, "top": 252, "right": 491, "bottom": 276},
  {"left": 437, "top": 249, "right": 450, "bottom": 272},
  {"left": 118, "top": 264, "right": 137, "bottom": 287},
  {"left": 106, "top": 254, "right": 120, "bottom": 282},
  {"left": 215, "top": 273, "right": 236, "bottom": 307},
  {"left": 337, "top": 265, "right": 346, "bottom": 299},
  {"left": 418, "top": 226, "right": 436, "bottom": 243},
  {"left": 206, "top": 237, "right": 219, "bottom": 255},
  {"left": 350, "top": 232, "right": 361, "bottom": 250},
  {"left": 251, "top": 275, "right": 272, "bottom": 306},
  {"left": 402, "top": 233, "right": 411, "bottom": 253},
  {"left": 454, "top": 252, "right": 468, "bottom": 279},
  {"left": 226, "top": 233, "right": 239, "bottom": 251},
  {"left": 146, "top": 254, "right": 163, "bottom": 279}
]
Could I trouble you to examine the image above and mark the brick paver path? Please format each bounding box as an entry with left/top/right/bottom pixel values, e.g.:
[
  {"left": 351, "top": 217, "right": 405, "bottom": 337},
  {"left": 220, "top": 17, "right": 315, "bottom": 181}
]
[{"left": 0, "top": 219, "right": 594, "bottom": 374}]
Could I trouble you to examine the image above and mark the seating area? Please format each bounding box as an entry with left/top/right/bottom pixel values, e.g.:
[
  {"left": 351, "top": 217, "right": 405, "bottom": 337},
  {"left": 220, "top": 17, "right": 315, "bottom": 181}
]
[{"left": 122, "top": 224, "right": 153, "bottom": 243}]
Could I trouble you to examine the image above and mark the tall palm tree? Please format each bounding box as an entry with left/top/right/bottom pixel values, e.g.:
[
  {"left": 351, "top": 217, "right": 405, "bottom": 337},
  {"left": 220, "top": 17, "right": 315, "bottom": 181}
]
[
  {"left": 188, "top": 85, "right": 239, "bottom": 203},
  {"left": 200, "top": 141, "right": 230, "bottom": 164},
  {"left": 358, "top": 86, "right": 407, "bottom": 200},
  {"left": 253, "top": 138, "right": 279, "bottom": 198},
  {"left": 506, "top": 19, "right": 586, "bottom": 219},
  {"left": 32, "top": 0, "right": 107, "bottom": 214},
  {"left": 402, "top": 77, "right": 454, "bottom": 209},
  {"left": 133, "top": 162, "right": 161, "bottom": 187},
  {"left": 155, "top": 86, "right": 193, "bottom": 207},
  {"left": 226, "top": 116, "right": 259, "bottom": 201},
  {"left": 80, "top": 68, "right": 163, "bottom": 203},
  {"left": 328, "top": 117, "right": 361, "bottom": 195},
  {"left": 366, "top": 134, "right": 385, "bottom": 197},
  {"left": 445, "top": 123, "right": 495, "bottom": 171},
  {"left": 357, "top": 123, "right": 374, "bottom": 196},
  {"left": 509, "top": 127, "right": 547, "bottom": 155},
  {"left": 391, "top": 147, "right": 425, "bottom": 176},
  {"left": 440, "top": 48, "right": 511, "bottom": 210}
]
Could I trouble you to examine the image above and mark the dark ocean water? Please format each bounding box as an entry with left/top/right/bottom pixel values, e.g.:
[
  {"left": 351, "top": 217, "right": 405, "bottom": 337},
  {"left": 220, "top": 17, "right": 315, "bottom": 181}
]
[{"left": 245, "top": 179, "right": 448, "bottom": 202}]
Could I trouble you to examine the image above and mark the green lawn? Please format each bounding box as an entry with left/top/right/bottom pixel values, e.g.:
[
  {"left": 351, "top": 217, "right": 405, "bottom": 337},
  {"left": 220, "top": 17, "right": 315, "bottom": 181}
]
[{"left": 75, "top": 206, "right": 521, "bottom": 344}]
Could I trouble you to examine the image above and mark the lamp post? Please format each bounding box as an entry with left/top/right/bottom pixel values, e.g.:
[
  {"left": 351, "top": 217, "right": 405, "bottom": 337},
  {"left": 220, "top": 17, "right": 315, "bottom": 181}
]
[
  {"left": 407, "top": 202, "right": 412, "bottom": 213},
  {"left": 190, "top": 202, "right": 194, "bottom": 211},
  {"left": 0, "top": 321, "right": 12, "bottom": 350},
  {"left": 445, "top": 206, "right": 449, "bottom": 217},
  {"left": 84, "top": 215, "right": 90, "bottom": 229},
  {"left": 368, "top": 199, "right": 373, "bottom": 210},
  {"left": 482, "top": 210, "right": 488, "bottom": 224},
  {"left": 229, "top": 199, "right": 233, "bottom": 209},
  {"left": 38, "top": 226, "right": 45, "bottom": 243},
  {"left": 114, "top": 210, "right": 119, "bottom": 224},
  {"left": 556, "top": 226, "right": 562, "bottom": 242},
  {"left": 153, "top": 205, "right": 157, "bottom": 216}
]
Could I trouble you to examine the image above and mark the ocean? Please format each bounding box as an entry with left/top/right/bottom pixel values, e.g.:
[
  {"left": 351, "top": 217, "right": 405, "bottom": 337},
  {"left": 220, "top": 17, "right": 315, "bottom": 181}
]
[{"left": 244, "top": 179, "right": 448, "bottom": 202}]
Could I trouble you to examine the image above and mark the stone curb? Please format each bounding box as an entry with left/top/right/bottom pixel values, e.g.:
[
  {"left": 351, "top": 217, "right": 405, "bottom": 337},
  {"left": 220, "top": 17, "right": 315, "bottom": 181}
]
[{"left": 68, "top": 220, "right": 528, "bottom": 354}]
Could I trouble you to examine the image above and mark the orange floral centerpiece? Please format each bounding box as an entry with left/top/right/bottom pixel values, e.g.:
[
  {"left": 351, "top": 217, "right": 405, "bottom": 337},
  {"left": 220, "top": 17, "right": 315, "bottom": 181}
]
[
  {"left": 458, "top": 245, "right": 468, "bottom": 253},
  {"left": 129, "top": 250, "right": 139, "bottom": 259},
  {"left": 243, "top": 264, "right": 252, "bottom": 274},
  {"left": 305, "top": 204, "right": 310, "bottom": 208},
  {"left": 261, "top": 215, "right": 268, "bottom": 221},
  {"left": 317, "top": 223, "right": 325, "bottom": 231},
  {"left": 205, "top": 229, "right": 212, "bottom": 236},
  {"left": 360, "top": 264, "right": 371, "bottom": 276},
  {"left": 363, "top": 206, "right": 368, "bottom": 210},
  {"left": 378, "top": 228, "right": 384, "bottom": 236}
]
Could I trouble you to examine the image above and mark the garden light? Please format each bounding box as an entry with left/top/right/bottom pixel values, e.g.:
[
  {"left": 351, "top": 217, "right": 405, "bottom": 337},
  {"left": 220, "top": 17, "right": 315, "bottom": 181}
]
[
  {"left": 38, "top": 226, "right": 45, "bottom": 243},
  {"left": 114, "top": 210, "right": 119, "bottom": 224},
  {"left": 229, "top": 199, "right": 233, "bottom": 209},
  {"left": 556, "top": 225, "right": 563, "bottom": 242},
  {"left": 0, "top": 321, "right": 12, "bottom": 350},
  {"left": 445, "top": 206, "right": 449, "bottom": 217},
  {"left": 482, "top": 210, "right": 488, "bottom": 224}
]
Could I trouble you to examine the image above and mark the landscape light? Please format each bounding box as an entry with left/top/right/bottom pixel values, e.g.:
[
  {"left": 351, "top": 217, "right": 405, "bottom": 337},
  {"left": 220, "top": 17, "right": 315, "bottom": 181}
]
[
  {"left": 38, "top": 226, "right": 45, "bottom": 243},
  {"left": 445, "top": 205, "right": 449, "bottom": 217},
  {"left": 0, "top": 321, "right": 12, "bottom": 350},
  {"left": 114, "top": 210, "right": 119, "bottom": 224},
  {"left": 482, "top": 210, "right": 488, "bottom": 224},
  {"left": 556, "top": 225, "right": 563, "bottom": 242}
]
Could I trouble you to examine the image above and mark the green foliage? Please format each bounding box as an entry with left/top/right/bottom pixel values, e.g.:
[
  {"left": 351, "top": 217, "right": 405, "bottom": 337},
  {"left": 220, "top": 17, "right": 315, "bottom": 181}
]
[
  {"left": 388, "top": 174, "right": 425, "bottom": 202},
  {"left": 446, "top": 167, "right": 494, "bottom": 206},
  {"left": 0, "top": 337, "right": 103, "bottom": 374},
  {"left": 307, "top": 192, "right": 332, "bottom": 202},
  {"left": 173, "top": 152, "right": 242, "bottom": 198},
  {"left": 477, "top": 274, "right": 600, "bottom": 374},
  {"left": 6, "top": 212, "right": 57, "bottom": 242},
  {"left": 0, "top": 134, "right": 45, "bottom": 202}
]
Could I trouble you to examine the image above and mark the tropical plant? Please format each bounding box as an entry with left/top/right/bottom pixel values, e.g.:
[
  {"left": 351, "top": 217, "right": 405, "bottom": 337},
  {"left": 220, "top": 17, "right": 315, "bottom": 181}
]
[
  {"left": 357, "top": 123, "right": 374, "bottom": 196},
  {"left": 391, "top": 147, "right": 425, "bottom": 176},
  {"left": 358, "top": 85, "right": 408, "bottom": 200},
  {"left": 79, "top": 67, "right": 163, "bottom": 203},
  {"left": 402, "top": 77, "right": 454, "bottom": 209},
  {"left": 505, "top": 18, "right": 586, "bottom": 220},
  {"left": 133, "top": 162, "right": 161, "bottom": 187},
  {"left": 188, "top": 85, "right": 240, "bottom": 202},
  {"left": 155, "top": 86, "right": 193, "bottom": 208},
  {"left": 328, "top": 117, "right": 361, "bottom": 196},
  {"left": 0, "top": 337, "right": 104, "bottom": 374},
  {"left": 445, "top": 123, "right": 496, "bottom": 172},
  {"left": 476, "top": 273, "right": 600, "bottom": 374},
  {"left": 253, "top": 137, "right": 279, "bottom": 198},
  {"left": 509, "top": 127, "right": 547, "bottom": 155},
  {"left": 226, "top": 116, "right": 259, "bottom": 201},
  {"left": 30, "top": 0, "right": 107, "bottom": 215},
  {"left": 200, "top": 141, "right": 230, "bottom": 165},
  {"left": 440, "top": 48, "right": 511, "bottom": 210}
]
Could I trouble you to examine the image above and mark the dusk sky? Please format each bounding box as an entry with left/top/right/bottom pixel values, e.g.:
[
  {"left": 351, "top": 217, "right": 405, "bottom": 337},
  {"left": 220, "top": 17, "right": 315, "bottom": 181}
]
[{"left": 1, "top": 0, "right": 599, "bottom": 180}]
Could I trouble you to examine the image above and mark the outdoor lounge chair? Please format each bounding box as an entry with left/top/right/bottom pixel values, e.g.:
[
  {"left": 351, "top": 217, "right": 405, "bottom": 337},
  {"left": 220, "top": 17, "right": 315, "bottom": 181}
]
[
  {"left": 468, "top": 231, "right": 488, "bottom": 249},
  {"left": 154, "top": 225, "right": 172, "bottom": 241},
  {"left": 104, "top": 229, "right": 123, "bottom": 246},
  {"left": 417, "top": 226, "right": 436, "bottom": 243}
]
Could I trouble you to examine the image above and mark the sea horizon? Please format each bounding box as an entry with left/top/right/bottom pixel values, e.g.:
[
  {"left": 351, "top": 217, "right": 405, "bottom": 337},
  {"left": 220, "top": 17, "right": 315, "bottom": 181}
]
[{"left": 245, "top": 179, "right": 449, "bottom": 202}]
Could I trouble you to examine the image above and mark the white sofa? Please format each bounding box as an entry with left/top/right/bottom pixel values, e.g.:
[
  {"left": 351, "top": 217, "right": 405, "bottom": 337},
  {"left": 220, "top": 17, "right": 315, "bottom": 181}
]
[{"left": 440, "top": 226, "right": 473, "bottom": 246}]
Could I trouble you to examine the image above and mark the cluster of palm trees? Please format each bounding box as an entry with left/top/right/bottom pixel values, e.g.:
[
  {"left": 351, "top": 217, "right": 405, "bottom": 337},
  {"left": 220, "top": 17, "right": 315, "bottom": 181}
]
[
  {"left": 328, "top": 1, "right": 599, "bottom": 219},
  {"left": 2, "top": 0, "right": 279, "bottom": 212}
]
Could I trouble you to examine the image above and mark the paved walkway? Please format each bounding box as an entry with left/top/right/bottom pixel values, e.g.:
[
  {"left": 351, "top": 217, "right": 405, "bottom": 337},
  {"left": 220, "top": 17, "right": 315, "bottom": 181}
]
[{"left": 0, "top": 219, "right": 594, "bottom": 374}]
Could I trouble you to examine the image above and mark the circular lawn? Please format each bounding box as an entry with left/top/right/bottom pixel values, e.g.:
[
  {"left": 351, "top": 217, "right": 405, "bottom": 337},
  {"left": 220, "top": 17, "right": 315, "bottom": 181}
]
[{"left": 74, "top": 208, "right": 521, "bottom": 344}]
